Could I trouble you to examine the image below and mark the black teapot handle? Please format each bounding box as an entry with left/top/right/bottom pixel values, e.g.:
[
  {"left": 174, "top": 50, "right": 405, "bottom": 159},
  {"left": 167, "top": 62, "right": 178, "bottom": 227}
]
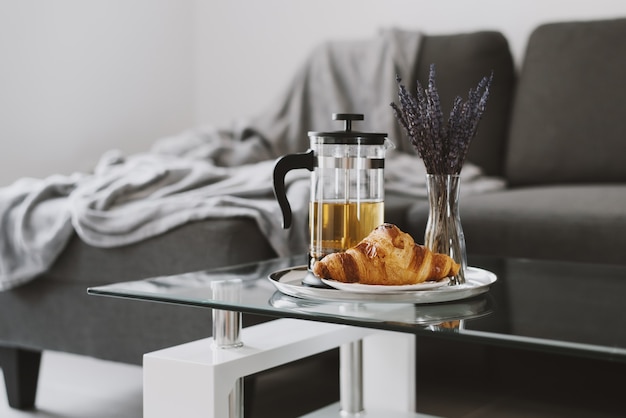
[{"left": 273, "top": 150, "right": 315, "bottom": 228}]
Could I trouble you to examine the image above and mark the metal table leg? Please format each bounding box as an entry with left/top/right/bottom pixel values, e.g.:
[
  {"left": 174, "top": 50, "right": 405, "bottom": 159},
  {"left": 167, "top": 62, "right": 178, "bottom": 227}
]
[
  {"left": 211, "top": 280, "right": 244, "bottom": 418},
  {"left": 340, "top": 340, "right": 365, "bottom": 416}
]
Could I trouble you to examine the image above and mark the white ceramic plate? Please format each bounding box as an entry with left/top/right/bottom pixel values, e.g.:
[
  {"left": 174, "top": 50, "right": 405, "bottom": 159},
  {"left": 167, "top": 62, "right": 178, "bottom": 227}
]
[{"left": 320, "top": 277, "right": 450, "bottom": 293}]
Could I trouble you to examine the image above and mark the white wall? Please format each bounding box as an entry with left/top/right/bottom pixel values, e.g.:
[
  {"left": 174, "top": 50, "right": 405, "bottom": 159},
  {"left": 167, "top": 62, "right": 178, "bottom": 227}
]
[
  {"left": 195, "top": 0, "right": 626, "bottom": 127},
  {"left": 0, "top": 0, "right": 195, "bottom": 184},
  {"left": 2, "top": 0, "right": 626, "bottom": 186}
]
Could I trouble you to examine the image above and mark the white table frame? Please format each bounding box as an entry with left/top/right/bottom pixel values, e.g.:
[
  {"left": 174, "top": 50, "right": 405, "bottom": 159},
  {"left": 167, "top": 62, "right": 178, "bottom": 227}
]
[{"left": 143, "top": 317, "right": 421, "bottom": 418}]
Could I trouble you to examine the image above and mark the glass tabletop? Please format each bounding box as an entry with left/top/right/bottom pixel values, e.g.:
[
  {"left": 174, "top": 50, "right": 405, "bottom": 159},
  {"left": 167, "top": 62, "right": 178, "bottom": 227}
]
[{"left": 88, "top": 254, "right": 626, "bottom": 363}]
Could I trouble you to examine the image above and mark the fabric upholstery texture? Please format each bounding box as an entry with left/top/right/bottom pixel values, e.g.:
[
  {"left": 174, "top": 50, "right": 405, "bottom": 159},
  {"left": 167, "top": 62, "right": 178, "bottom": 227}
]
[
  {"left": 413, "top": 31, "right": 515, "bottom": 177},
  {"left": 408, "top": 185, "right": 626, "bottom": 265},
  {"left": 505, "top": 18, "right": 626, "bottom": 186},
  {"left": 0, "top": 217, "right": 277, "bottom": 364},
  {"left": 407, "top": 17, "right": 626, "bottom": 266}
]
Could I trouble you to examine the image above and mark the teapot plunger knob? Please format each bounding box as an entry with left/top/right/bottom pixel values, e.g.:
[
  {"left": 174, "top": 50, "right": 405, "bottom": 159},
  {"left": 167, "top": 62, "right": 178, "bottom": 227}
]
[{"left": 332, "top": 113, "right": 364, "bottom": 132}]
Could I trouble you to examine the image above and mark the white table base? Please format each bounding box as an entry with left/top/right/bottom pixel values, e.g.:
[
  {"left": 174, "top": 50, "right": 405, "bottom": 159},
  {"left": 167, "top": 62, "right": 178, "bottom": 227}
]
[{"left": 143, "top": 318, "right": 418, "bottom": 417}]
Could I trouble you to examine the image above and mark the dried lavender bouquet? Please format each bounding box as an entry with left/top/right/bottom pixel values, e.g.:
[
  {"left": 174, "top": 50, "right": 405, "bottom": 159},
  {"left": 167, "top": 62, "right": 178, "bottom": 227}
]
[{"left": 391, "top": 64, "right": 493, "bottom": 174}]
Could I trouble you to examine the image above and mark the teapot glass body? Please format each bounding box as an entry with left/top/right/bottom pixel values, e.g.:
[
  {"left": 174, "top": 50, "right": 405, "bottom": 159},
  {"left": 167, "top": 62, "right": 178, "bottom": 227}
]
[{"left": 273, "top": 114, "right": 392, "bottom": 273}]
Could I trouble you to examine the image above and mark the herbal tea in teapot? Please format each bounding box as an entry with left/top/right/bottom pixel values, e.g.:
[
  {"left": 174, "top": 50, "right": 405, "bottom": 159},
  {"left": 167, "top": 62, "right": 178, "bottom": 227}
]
[{"left": 309, "top": 200, "right": 384, "bottom": 262}]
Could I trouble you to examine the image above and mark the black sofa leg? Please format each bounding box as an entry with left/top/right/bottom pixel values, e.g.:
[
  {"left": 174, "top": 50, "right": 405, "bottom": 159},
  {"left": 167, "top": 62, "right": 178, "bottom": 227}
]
[{"left": 0, "top": 346, "right": 42, "bottom": 409}]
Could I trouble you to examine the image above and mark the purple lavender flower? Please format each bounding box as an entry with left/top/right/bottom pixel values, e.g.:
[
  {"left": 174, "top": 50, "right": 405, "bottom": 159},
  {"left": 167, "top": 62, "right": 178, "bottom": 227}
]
[{"left": 391, "top": 64, "right": 493, "bottom": 174}]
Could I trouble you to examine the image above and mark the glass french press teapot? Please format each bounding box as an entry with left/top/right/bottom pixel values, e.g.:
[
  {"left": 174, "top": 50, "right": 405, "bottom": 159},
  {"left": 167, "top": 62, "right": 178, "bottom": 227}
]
[{"left": 273, "top": 113, "right": 393, "bottom": 283}]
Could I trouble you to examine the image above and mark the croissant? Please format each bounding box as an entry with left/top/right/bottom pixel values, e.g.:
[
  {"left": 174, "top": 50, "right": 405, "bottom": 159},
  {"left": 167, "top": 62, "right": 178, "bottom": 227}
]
[{"left": 312, "top": 223, "right": 460, "bottom": 285}]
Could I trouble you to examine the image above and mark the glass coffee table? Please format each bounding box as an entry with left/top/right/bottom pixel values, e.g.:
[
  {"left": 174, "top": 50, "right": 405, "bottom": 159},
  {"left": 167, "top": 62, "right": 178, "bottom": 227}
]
[{"left": 88, "top": 254, "right": 626, "bottom": 418}]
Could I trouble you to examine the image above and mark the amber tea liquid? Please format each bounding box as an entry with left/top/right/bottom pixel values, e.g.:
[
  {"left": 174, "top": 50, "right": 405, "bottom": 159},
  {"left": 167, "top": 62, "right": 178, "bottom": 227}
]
[{"left": 309, "top": 201, "right": 384, "bottom": 267}]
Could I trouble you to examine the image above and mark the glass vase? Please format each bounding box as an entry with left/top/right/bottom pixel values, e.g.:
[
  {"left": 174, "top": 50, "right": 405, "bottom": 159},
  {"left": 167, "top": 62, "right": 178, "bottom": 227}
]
[{"left": 424, "top": 174, "right": 467, "bottom": 285}]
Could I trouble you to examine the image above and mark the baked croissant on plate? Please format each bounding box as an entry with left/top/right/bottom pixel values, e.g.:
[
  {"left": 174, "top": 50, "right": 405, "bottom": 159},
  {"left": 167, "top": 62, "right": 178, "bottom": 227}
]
[{"left": 312, "top": 223, "right": 460, "bottom": 285}]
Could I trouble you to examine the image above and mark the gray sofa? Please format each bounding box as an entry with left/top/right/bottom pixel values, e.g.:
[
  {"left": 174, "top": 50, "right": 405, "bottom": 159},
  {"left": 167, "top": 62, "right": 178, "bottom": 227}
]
[
  {"left": 1, "top": 17, "right": 625, "bottom": 417},
  {"left": 407, "top": 17, "right": 626, "bottom": 266}
]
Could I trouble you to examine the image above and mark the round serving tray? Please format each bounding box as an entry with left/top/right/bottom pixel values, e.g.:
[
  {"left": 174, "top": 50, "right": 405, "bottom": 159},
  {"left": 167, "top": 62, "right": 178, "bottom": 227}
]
[
  {"left": 268, "top": 266, "right": 497, "bottom": 304},
  {"left": 268, "top": 290, "right": 493, "bottom": 325}
]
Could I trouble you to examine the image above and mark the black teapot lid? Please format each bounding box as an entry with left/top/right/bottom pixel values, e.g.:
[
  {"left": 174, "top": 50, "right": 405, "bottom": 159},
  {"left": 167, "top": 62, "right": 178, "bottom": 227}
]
[{"left": 308, "top": 113, "right": 387, "bottom": 145}]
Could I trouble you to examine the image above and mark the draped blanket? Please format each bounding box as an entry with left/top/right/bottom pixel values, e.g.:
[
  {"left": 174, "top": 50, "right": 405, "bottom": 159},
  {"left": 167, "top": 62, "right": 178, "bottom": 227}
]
[{"left": 0, "top": 28, "right": 504, "bottom": 290}]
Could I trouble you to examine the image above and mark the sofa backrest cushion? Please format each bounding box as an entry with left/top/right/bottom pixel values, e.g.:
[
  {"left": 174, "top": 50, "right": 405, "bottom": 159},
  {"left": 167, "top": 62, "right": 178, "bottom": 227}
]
[
  {"left": 396, "top": 31, "right": 515, "bottom": 177},
  {"left": 505, "top": 18, "right": 626, "bottom": 186}
]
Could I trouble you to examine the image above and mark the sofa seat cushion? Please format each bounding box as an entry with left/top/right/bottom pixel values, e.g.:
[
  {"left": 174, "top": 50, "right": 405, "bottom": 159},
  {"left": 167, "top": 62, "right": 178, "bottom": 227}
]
[
  {"left": 406, "top": 185, "right": 626, "bottom": 265},
  {"left": 0, "top": 217, "right": 278, "bottom": 362},
  {"left": 46, "top": 217, "right": 277, "bottom": 285}
]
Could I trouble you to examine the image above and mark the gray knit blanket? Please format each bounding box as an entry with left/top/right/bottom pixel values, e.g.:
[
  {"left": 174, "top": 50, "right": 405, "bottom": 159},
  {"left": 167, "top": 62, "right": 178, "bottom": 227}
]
[{"left": 0, "top": 29, "right": 504, "bottom": 290}]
